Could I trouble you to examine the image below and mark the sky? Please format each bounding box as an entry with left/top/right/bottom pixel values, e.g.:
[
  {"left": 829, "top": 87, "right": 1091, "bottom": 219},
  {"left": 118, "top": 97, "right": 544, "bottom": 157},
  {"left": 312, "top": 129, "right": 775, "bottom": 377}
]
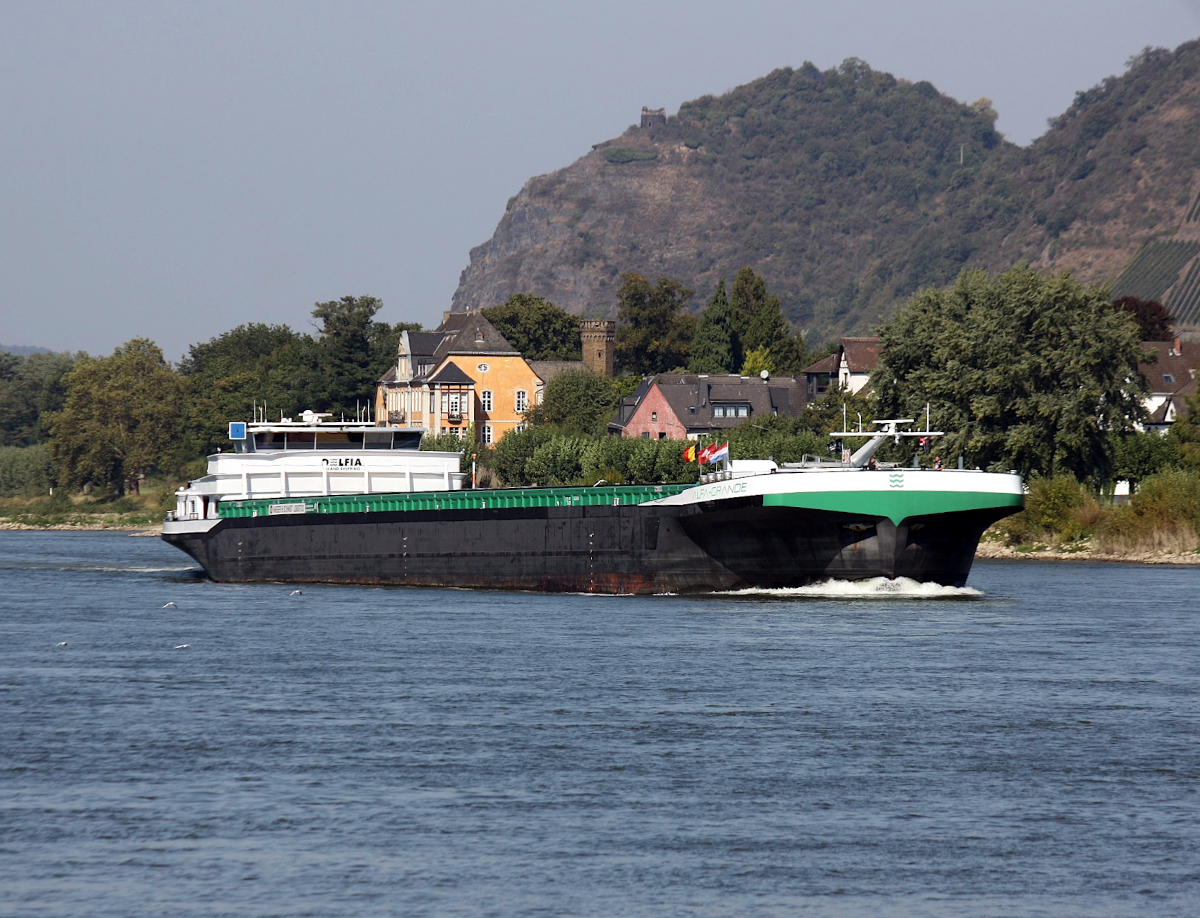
[{"left": 3, "top": 1, "right": 1200, "bottom": 362}]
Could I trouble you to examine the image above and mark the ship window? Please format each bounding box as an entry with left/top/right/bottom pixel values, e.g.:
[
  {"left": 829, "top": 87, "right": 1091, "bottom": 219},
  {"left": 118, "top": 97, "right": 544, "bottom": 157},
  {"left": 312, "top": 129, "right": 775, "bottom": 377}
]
[
  {"left": 316, "top": 432, "right": 363, "bottom": 449},
  {"left": 481, "top": 390, "right": 493, "bottom": 411},
  {"left": 287, "top": 431, "right": 316, "bottom": 448},
  {"left": 364, "top": 431, "right": 393, "bottom": 449}
]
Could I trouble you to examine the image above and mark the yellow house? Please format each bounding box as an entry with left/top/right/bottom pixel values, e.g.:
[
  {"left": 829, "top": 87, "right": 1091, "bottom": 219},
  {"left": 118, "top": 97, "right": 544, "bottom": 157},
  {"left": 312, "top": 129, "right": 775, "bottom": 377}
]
[{"left": 376, "top": 312, "right": 570, "bottom": 445}]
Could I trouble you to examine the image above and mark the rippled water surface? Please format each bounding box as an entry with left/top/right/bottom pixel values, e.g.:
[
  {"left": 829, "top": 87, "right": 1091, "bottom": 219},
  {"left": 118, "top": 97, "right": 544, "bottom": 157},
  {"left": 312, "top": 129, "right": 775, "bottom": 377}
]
[{"left": 2, "top": 531, "right": 1199, "bottom": 917}]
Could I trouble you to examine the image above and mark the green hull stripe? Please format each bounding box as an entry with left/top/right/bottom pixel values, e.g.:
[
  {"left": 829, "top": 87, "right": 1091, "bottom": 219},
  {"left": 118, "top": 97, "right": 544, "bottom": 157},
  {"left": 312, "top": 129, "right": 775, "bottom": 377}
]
[{"left": 763, "top": 490, "right": 1023, "bottom": 525}]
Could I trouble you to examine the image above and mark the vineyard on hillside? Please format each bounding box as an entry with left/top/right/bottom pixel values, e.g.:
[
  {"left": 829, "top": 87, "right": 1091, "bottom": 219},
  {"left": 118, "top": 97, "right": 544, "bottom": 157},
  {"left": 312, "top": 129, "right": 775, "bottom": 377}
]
[
  {"left": 1185, "top": 189, "right": 1200, "bottom": 224},
  {"left": 1109, "top": 240, "right": 1200, "bottom": 303},
  {"left": 1167, "top": 257, "right": 1200, "bottom": 327}
]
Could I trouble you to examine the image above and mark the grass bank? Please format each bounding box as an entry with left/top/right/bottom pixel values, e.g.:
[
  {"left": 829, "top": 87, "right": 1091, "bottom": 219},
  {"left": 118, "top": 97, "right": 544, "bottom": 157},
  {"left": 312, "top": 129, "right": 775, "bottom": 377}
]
[{"left": 0, "top": 484, "right": 173, "bottom": 531}]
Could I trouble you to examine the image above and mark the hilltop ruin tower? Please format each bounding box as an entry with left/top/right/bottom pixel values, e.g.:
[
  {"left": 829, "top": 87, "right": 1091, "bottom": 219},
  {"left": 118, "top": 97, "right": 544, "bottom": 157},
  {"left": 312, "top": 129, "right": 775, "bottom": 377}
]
[
  {"left": 581, "top": 319, "right": 615, "bottom": 378},
  {"left": 640, "top": 106, "right": 666, "bottom": 128}
]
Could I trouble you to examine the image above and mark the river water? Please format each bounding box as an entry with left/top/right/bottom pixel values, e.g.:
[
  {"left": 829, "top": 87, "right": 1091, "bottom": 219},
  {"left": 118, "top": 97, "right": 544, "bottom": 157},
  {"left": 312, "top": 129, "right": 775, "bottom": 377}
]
[{"left": 2, "top": 531, "right": 1198, "bottom": 917}]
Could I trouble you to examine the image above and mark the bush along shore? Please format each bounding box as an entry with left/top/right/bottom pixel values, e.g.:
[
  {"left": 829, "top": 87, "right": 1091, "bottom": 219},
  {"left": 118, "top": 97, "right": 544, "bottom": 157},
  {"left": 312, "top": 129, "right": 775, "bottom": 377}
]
[
  {"left": 0, "top": 487, "right": 171, "bottom": 533},
  {"left": 977, "top": 470, "right": 1200, "bottom": 565}
]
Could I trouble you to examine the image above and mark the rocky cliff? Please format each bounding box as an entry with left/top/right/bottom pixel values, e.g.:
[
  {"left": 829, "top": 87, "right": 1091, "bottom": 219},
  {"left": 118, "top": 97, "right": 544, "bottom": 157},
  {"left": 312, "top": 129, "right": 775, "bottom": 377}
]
[{"left": 454, "top": 41, "right": 1200, "bottom": 341}]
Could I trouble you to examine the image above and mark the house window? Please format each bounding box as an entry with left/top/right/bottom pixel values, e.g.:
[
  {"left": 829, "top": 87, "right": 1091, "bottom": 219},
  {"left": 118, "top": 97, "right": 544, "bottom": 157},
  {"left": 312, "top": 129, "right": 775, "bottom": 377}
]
[
  {"left": 658, "top": 432, "right": 667, "bottom": 439},
  {"left": 481, "top": 390, "right": 493, "bottom": 411},
  {"left": 738, "top": 406, "right": 749, "bottom": 418},
  {"left": 713, "top": 406, "right": 724, "bottom": 418},
  {"left": 641, "top": 432, "right": 650, "bottom": 439},
  {"left": 515, "top": 390, "right": 528, "bottom": 413},
  {"left": 651, "top": 411, "right": 657, "bottom": 421},
  {"left": 1163, "top": 374, "right": 1175, "bottom": 385},
  {"left": 483, "top": 425, "right": 493, "bottom": 445}
]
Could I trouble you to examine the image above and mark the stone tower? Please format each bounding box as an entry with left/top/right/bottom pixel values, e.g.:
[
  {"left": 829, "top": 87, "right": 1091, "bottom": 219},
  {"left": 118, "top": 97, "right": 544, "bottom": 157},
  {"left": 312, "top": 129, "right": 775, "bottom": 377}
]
[{"left": 580, "top": 320, "right": 616, "bottom": 378}]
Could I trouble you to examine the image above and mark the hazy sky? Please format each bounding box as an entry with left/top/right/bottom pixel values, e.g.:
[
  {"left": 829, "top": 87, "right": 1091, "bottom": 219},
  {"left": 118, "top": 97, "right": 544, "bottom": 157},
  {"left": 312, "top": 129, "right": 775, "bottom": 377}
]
[{"left": 3, "top": 1, "right": 1200, "bottom": 361}]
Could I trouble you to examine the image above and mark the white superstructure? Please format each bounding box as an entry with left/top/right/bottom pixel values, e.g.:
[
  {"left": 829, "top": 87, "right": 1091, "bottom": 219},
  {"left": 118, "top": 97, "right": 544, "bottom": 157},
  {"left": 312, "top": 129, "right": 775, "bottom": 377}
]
[{"left": 170, "top": 412, "right": 464, "bottom": 522}]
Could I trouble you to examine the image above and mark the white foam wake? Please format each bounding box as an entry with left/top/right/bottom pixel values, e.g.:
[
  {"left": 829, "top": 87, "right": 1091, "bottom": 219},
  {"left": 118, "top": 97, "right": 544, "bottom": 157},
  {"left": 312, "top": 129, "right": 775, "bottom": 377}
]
[{"left": 724, "top": 577, "right": 982, "bottom": 599}]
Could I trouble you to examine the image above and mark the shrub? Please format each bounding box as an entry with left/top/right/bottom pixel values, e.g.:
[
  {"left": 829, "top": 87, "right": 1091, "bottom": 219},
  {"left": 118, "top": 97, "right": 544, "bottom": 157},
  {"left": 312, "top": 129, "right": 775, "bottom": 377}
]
[
  {"left": 996, "top": 475, "right": 1091, "bottom": 545},
  {"left": 0, "top": 444, "right": 55, "bottom": 497},
  {"left": 525, "top": 437, "right": 587, "bottom": 486},
  {"left": 602, "top": 147, "right": 658, "bottom": 165}
]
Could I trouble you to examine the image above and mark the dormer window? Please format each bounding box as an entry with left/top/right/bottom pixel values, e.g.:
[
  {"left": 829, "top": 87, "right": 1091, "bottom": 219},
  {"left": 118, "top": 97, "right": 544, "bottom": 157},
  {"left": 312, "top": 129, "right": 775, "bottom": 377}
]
[{"left": 1163, "top": 374, "right": 1175, "bottom": 385}]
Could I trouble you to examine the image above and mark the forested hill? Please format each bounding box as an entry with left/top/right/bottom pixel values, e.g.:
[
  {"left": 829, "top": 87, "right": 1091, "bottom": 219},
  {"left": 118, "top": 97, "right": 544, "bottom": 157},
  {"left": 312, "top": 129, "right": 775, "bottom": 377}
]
[{"left": 452, "top": 40, "right": 1200, "bottom": 341}]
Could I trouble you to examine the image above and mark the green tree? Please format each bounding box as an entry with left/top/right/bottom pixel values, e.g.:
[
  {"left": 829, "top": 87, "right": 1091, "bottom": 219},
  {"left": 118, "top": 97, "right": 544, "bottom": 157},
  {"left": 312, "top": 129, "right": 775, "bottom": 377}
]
[
  {"left": 491, "top": 425, "right": 555, "bottom": 486},
  {"left": 729, "top": 267, "right": 807, "bottom": 372},
  {"left": 1169, "top": 386, "right": 1200, "bottom": 469},
  {"left": 49, "top": 339, "right": 186, "bottom": 495},
  {"left": 615, "top": 273, "right": 696, "bottom": 375},
  {"left": 873, "top": 266, "right": 1146, "bottom": 481},
  {"left": 481, "top": 294, "right": 581, "bottom": 360},
  {"left": 0, "top": 350, "right": 82, "bottom": 447},
  {"left": 526, "top": 370, "right": 622, "bottom": 435},
  {"left": 1111, "top": 430, "right": 1179, "bottom": 485},
  {"left": 688, "top": 279, "right": 736, "bottom": 373},
  {"left": 178, "top": 323, "right": 314, "bottom": 456},
  {"left": 739, "top": 345, "right": 773, "bottom": 377},
  {"left": 310, "top": 295, "right": 405, "bottom": 416}
]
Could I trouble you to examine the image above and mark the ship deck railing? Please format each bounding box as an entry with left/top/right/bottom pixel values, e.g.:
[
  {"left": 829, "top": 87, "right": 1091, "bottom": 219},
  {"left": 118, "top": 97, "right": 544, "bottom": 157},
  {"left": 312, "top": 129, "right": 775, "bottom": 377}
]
[{"left": 215, "top": 483, "right": 694, "bottom": 519}]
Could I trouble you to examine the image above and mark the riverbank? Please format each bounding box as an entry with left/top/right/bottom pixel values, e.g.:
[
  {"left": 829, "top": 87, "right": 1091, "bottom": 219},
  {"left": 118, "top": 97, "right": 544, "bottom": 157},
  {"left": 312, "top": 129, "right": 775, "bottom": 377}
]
[
  {"left": 975, "top": 537, "right": 1200, "bottom": 566},
  {"left": 0, "top": 519, "right": 163, "bottom": 535}
]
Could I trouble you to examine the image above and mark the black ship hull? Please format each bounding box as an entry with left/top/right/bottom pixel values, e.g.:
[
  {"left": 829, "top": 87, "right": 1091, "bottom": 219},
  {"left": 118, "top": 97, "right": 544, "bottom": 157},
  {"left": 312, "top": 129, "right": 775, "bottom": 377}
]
[{"left": 163, "top": 498, "right": 1014, "bottom": 594}]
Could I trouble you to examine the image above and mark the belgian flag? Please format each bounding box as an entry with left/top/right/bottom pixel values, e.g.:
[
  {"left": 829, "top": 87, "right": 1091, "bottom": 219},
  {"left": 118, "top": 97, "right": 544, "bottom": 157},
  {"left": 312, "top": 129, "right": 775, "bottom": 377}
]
[{"left": 683, "top": 444, "right": 697, "bottom": 462}]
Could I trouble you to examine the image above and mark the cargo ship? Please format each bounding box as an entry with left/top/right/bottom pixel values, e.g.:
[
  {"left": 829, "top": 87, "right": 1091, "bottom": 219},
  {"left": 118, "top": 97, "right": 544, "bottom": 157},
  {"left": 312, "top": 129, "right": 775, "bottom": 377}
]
[{"left": 161, "top": 412, "right": 1023, "bottom": 593}]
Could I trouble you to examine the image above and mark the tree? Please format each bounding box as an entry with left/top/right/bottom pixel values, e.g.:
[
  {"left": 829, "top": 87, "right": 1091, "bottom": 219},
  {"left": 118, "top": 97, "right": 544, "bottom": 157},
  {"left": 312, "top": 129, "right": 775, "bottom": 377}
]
[
  {"left": 1112, "top": 296, "right": 1174, "bottom": 341},
  {"left": 0, "top": 350, "right": 82, "bottom": 447},
  {"left": 179, "top": 323, "right": 312, "bottom": 456},
  {"left": 873, "top": 266, "right": 1146, "bottom": 481},
  {"left": 615, "top": 273, "right": 696, "bottom": 375},
  {"left": 310, "top": 295, "right": 403, "bottom": 416},
  {"left": 491, "top": 425, "right": 555, "bottom": 486},
  {"left": 526, "top": 369, "right": 622, "bottom": 436},
  {"left": 1111, "top": 430, "right": 1179, "bottom": 486},
  {"left": 739, "top": 345, "right": 773, "bottom": 377},
  {"left": 49, "top": 339, "right": 186, "bottom": 495},
  {"left": 688, "top": 279, "right": 736, "bottom": 373},
  {"left": 729, "top": 267, "right": 806, "bottom": 372},
  {"left": 482, "top": 294, "right": 581, "bottom": 360},
  {"left": 1170, "top": 387, "right": 1200, "bottom": 470}
]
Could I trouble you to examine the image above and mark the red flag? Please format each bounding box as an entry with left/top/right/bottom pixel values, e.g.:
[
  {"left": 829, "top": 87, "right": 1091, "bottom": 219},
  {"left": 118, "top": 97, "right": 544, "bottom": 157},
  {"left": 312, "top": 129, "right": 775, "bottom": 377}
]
[{"left": 698, "top": 442, "right": 716, "bottom": 464}]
